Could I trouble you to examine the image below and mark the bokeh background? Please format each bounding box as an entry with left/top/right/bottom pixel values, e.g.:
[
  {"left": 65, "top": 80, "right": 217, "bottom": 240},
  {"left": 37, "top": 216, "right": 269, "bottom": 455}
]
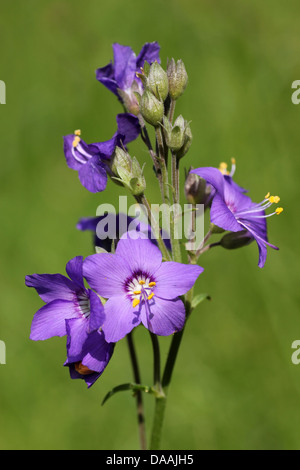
[{"left": 0, "top": 0, "right": 299, "bottom": 450}]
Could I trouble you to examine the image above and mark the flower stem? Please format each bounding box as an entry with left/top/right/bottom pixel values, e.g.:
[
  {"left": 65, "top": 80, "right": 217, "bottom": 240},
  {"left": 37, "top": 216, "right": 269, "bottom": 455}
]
[
  {"left": 127, "top": 332, "right": 147, "bottom": 450},
  {"left": 135, "top": 194, "right": 171, "bottom": 261},
  {"left": 170, "top": 152, "right": 181, "bottom": 262},
  {"left": 149, "top": 290, "right": 194, "bottom": 450},
  {"left": 155, "top": 126, "right": 169, "bottom": 204},
  {"left": 168, "top": 98, "right": 176, "bottom": 125}
]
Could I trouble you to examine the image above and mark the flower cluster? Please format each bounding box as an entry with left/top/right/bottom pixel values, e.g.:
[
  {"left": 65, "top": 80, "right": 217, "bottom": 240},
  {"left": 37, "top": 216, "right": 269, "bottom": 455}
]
[{"left": 26, "top": 41, "right": 282, "bottom": 401}]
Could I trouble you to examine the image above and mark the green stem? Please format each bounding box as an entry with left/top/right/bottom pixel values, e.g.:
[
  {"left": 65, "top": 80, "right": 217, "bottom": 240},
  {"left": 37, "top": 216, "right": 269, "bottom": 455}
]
[
  {"left": 168, "top": 98, "right": 176, "bottom": 125},
  {"left": 138, "top": 114, "right": 163, "bottom": 194},
  {"left": 170, "top": 152, "right": 181, "bottom": 262},
  {"left": 155, "top": 126, "right": 169, "bottom": 204},
  {"left": 149, "top": 289, "right": 194, "bottom": 450},
  {"left": 149, "top": 332, "right": 163, "bottom": 393},
  {"left": 135, "top": 194, "right": 171, "bottom": 261},
  {"left": 127, "top": 332, "right": 147, "bottom": 450}
]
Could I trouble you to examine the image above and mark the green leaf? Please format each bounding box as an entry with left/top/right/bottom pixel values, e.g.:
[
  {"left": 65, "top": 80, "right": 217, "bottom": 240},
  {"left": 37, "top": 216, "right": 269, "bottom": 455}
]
[
  {"left": 191, "top": 293, "right": 211, "bottom": 310},
  {"left": 101, "top": 383, "right": 154, "bottom": 406}
]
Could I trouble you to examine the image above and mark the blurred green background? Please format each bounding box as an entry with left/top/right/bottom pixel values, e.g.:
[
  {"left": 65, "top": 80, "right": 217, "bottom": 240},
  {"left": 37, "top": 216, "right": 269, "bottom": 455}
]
[{"left": 0, "top": 0, "right": 300, "bottom": 450}]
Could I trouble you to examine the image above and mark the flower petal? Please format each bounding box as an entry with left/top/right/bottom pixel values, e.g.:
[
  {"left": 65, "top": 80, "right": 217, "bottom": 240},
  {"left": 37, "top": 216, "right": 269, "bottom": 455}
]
[
  {"left": 65, "top": 256, "right": 84, "bottom": 289},
  {"left": 83, "top": 253, "right": 131, "bottom": 298},
  {"left": 63, "top": 135, "right": 83, "bottom": 170},
  {"left": 25, "top": 273, "right": 76, "bottom": 303},
  {"left": 113, "top": 43, "right": 136, "bottom": 89},
  {"left": 116, "top": 113, "right": 141, "bottom": 145},
  {"left": 95, "top": 62, "right": 119, "bottom": 96},
  {"left": 102, "top": 296, "right": 141, "bottom": 343},
  {"left": 115, "top": 236, "right": 162, "bottom": 275},
  {"left": 80, "top": 330, "right": 114, "bottom": 373},
  {"left": 30, "top": 299, "right": 80, "bottom": 340},
  {"left": 210, "top": 193, "right": 242, "bottom": 232},
  {"left": 88, "top": 289, "right": 106, "bottom": 332},
  {"left": 78, "top": 155, "right": 108, "bottom": 193},
  {"left": 141, "top": 297, "right": 185, "bottom": 336},
  {"left": 136, "top": 42, "right": 161, "bottom": 68},
  {"left": 190, "top": 167, "right": 225, "bottom": 197},
  {"left": 154, "top": 262, "right": 204, "bottom": 300},
  {"left": 66, "top": 317, "right": 89, "bottom": 361}
]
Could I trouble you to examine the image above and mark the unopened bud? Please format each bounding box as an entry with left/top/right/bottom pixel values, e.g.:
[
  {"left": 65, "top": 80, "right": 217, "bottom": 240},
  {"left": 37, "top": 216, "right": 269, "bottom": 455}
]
[
  {"left": 111, "top": 147, "right": 146, "bottom": 196},
  {"left": 167, "top": 58, "right": 188, "bottom": 100},
  {"left": 176, "top": 121, "right": 192, "bottom": 159},
  {"left": 140, "top": 89, "right": 164, "bottom": 126},
  {"left": 163, "top": 115, "right": 186, "bottom": 151},
  {"left": 147, "top": 62, "right": 169, "bottom": 102},
  {"left": 220, "top": 230, "right": 253, "bottom": 249}
]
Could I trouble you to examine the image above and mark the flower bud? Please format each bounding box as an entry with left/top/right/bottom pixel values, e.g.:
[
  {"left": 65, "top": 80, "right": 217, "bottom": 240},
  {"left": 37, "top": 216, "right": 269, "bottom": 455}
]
[
  {"left": 176, "top": 121, "right": 192, "bottom": 159},
  {"left": 147, "top": 61, "right": 169, "bottom": 102},
  {"left": 140, "top": 89, "right": 164, "bottom": 127},
  {"left": 111, "top": 147, "right": 146, "bottom": 196},
  {"left": 167, "top": 58, "right": 188, "bottom": 100},
  {"left": 220, "top": 230, "right": 253, "bottom": 249},
  {"left": 163, "top": 115, "right": 185, "bottom": 151}
]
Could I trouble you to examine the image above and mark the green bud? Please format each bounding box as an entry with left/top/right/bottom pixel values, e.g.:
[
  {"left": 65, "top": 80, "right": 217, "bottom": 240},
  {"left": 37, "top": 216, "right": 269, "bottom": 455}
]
[
  {"left": 111, "top": 147, "right": 146, "bottom": 196},
  {"left": 163, "top": 115, "right": 185, "bottom": 151},
  {"left": 210, "top": 223, "right": 225, "bottom": 234},
  {"left": 140, "top": 89, "right": 164, "bottom": 126},
  {"left": 167, "top": 58, "right": 188, "bottom": 100},
  {"left": 176, "top": 120, "right": 192, "bottom": 159},
  {"left": 220, "top": 231, "right": 253, "bottom": 250},
  {"left": 147, "top": 61, "right": 169, "bottom": 102}
]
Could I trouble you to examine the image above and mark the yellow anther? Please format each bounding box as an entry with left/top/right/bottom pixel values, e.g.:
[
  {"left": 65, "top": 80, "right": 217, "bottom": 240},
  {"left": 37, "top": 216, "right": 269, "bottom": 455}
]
[
  {"left": 132, "top": 298, "right": 140, "bottom": 308},
  {"left": 148, "top": 282, "right": 156, "bottom": 287},
  {"left": 275, "top": 207, "right": 283, "bottom": 215},
  {"left": 133, "top": 290, "right": 141, "bottom": 295},
  {"left": 265, "top": 192, "right": 270, "bottom": 199},
  {"left": 147, "top": 292, "right": 155, "bottom": 301},
  {"left": 72, "top": 136, "right": 81, "bottom": 148},
  {"left": 218, "top": 162, "right": 229, "bottom": 175},
  {"left": 231, "top": 158, "right": 236, "bottom": 165},
  {"left": 269, "top": 195, "right": 280, "bottom": 204},
  {"left": 74, "top": 129, "right": 81, "bottom": 136},
  {"left": 139, "top": 280, "right": 145, "bottom": 285}
]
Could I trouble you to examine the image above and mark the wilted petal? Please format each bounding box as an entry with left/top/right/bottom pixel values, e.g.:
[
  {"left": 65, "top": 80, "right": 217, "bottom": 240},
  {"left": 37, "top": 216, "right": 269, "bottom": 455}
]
[{"left": 136, "top": 42, "right": 161, "bottom": 68}]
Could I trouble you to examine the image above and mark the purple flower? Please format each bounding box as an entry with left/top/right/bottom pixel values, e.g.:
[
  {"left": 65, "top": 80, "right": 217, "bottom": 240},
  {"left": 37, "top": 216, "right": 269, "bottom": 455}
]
[
  {"left": 25, "top": 256, "right": 105, "bottom": 355},
  {"left": 65, "top": 330, "right": 114, "bottom": 388},
  {"left": 190, "top": 166, "right": 283, "bottom": 267},
  {"left": 63, "top": 113, "right": 140, "bottom": 193},
  {"left": 96, "top": 42, "right": 160, "bottom": 114},
  {"left": 83, "top": 237, "right": 204, "bottom": 343},
  {"left": 77, "top": 212, "right": 171, "bottom": 252}
]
